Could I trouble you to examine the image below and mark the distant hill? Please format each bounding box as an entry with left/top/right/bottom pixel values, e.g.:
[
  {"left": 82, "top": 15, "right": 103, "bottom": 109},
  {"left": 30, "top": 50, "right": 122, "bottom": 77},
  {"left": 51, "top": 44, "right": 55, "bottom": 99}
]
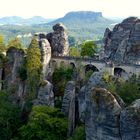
[
  {"left": 0, "top": 16, "right": 54, "bottom": 25},
  {"left": 45, "top": 11, "right": 115, "bottom": 41},
  {"left": 0, "top": 11, "right": 116, "bottom": 46}
]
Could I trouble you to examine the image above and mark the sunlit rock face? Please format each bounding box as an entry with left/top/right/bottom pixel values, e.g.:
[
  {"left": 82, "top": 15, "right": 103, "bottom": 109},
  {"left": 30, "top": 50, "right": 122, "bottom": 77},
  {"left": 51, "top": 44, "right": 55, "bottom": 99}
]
[
  {"left": 46, "top": 23, "right": 69, "bottom": 56},
  {"left": 103, "top": 17, "right": 140, "bottom": 64},
  {"left": 38, "top": 35, "right": 51, "bottom": 79}
]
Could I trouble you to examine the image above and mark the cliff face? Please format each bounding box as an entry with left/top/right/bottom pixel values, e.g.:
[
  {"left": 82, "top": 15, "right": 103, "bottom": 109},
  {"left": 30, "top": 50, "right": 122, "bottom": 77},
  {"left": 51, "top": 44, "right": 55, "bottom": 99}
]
[{"left": 103, "top": 17, "right": 140, "bottom": 64}]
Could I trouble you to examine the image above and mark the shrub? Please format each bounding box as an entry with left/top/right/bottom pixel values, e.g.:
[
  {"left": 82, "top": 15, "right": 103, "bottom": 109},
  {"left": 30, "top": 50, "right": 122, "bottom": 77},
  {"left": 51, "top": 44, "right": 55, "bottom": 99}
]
[
  {"left": 18, "top": 106, "right": 68, "bottom": 140},
  {"left": 68, "top": 125, "right": 85, "bottom": 140}
]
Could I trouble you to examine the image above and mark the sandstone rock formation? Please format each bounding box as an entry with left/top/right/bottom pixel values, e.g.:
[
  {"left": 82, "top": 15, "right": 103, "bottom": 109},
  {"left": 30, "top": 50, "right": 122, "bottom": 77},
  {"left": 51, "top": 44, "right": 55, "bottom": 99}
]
[
  {"left": 47, "top": 23, "right": 69, "bottom": 56},
  {"left": 4, "top": 47, "right": 27, "bottom": 104},
  {"left": 4, "top": 47, "right": 25, "bottom": 87},
  {"left": 38, "top": 35, "right": 51, "bottom": 79},
  {"left": 79, "top": 72, "right": 123, "bottom": 140},
  {"left": 120, "top": 99, "right": 140, "bottom": 140},
  {"left": 103, "top": 17, "right": 140, "bottom": 64},
  {"left": 62, "top": 81, "right": 76, "bottom": 136},
  {"left": 34, "top": 80, "right": 54, "bottom": 106}
]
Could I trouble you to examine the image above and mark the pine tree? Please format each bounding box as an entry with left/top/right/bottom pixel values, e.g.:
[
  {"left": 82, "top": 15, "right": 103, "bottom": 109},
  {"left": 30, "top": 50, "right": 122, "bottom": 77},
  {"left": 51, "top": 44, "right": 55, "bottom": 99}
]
[{"left": 26, "top": 38, "right": 42, "bottom": 98}]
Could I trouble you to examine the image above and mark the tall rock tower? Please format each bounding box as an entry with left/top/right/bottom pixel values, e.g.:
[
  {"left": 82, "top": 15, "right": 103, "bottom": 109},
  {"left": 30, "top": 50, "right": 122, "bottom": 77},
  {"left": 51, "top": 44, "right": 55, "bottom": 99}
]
[
  {"left": 35, "top": 33, "right": 51, "bottom": 79},
  {"left": 47, "top": 23, "right": 69, "bottom": 56}
]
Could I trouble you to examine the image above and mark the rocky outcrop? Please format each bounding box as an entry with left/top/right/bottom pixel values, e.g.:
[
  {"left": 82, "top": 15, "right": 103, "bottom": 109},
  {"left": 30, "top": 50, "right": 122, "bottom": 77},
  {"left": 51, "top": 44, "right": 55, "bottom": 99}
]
[
  {"left": 34, "top": 80, "right": 54, "bottom": 106},
  {"left": 78, "top": 72, "right": 124, "bottom": 140},
  {"left": 47, "top": 23, "right": 69, "bottom": 56},
  {"left": 38, "top": 35, "right": 51, "bottom": 79},
  {"left": 120, "top": 99, "right": 140, "bottom": 140},
  {"left": 62, "top": 81, "right": 76, "bottom": 136},
  {"left": 4, "top": 47, "right": 26, "bottom": 104},
  {"left": 103, "top": 17, "right": 140, "bottom": 64},
  {"left": 4, "top": 47, "right": 25, "bottom": 87}
]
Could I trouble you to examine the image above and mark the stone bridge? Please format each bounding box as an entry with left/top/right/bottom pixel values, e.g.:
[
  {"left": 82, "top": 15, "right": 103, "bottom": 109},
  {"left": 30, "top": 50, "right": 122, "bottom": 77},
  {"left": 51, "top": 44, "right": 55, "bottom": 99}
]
[{"left": 48, "top": 56, "right": 140, "bottom": 78}]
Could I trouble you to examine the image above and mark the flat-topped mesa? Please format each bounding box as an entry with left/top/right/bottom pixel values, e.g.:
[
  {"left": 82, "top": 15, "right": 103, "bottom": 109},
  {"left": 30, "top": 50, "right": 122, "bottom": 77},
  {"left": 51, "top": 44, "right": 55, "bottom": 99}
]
[
  {"left": 103, "top": 16, "right": 140, "bottom": 64},
  {"left": 47, "top": 23, "right": 69, "bottom": 56}
]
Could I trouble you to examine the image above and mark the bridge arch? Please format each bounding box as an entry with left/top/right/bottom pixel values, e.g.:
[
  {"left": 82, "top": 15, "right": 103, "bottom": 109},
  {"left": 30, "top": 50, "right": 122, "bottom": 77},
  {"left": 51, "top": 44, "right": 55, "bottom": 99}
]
[
  {"left": 85, "top": 64, "right": 99, "bottom": 73},
  {"left": 69, "top": 62, "right": 76, "bottom": 69},
  {"left": 52, "top": 60, "right": 57, "bottom": 68},
  {"left": 114, "top": 67, "right": 128, "bottom": 79}
]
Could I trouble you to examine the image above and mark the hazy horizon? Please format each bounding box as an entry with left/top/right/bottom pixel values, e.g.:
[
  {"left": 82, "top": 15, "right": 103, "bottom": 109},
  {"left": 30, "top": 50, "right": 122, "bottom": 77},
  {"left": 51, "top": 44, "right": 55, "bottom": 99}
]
[{"left": 0, "top": 0, "right": 139, "bottom": 19}]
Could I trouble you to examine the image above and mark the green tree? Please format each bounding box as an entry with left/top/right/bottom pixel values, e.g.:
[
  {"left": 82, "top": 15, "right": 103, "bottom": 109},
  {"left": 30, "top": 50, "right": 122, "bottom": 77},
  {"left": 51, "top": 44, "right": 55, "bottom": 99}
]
[
  {"left": 18, "top": 106, "right": 68, "bottom": 140},
  {"left": 0, "top": 35, "right": 6, "bottom": 53},
  {"left": 68, "top": 125, "right": 85, "bottom": 140},
  {"left": 69, "top": 47, "right": 80, "bottom": 57},
  {"left": 7, "top": 38, "right": 24, "bottom": 49},
  {"left": 26, "top": 38, "right": 42, "bottom": 99},
  {"left": 80, "top": 40, "right": 97, "bottom": 57},
  {"left": 0, "top": 91, "right": 21, "bottom": 140},
  {"left": 117, "top": 79, "right": 140, "bottom": 104}
]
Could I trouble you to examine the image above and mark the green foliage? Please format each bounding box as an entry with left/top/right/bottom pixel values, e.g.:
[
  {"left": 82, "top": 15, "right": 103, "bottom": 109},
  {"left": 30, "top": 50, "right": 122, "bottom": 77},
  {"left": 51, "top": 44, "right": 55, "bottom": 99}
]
[
  {"left": 81, "top": 41, "right": 97, "bottom": 57},
  {"left": 7, "top": 38, "right": 24, "bottom": 49},
  {"left": 106, "top": 75, "right": 140, "bottom": 105},
  {"left": 106, "top": 82, "right": 117, "bottom": 93},
  {"left": 103, "top": 71, "right": 110, "bottom": 83},
  {"left": 69, "top": 47, "right": 80, "bottom": 57},
  {"left": 26, "top": 38, "right": 42, "bottom": 99},
  {"left": 85, "top": 70, "right": 93, "bottom": 81},
  {"left": 18, "top": 59, "right": 27, "bottom": 81},
  {"left": 52, "top": 67, "right": 73, "bottom": 97},
  {"left": 117, "top": 78, "right": 140, "bottom": 105},
  {"left": 68, "top": 125, "right": 85, "bottom": 140},
  {"left": 0, "top": 91, "right": 21, "bottom": 140},
  {"left": 18, "top": 106, "right": 68, "bottom": 140},
  {"left": 0, "top": 35, "right": 6, "bottom": 53}
]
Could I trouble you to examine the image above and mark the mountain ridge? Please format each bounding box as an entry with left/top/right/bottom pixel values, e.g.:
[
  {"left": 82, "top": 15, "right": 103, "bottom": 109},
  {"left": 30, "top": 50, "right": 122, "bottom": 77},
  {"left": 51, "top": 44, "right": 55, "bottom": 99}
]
[{"left": 0, "top": 16, "right": 55, "bottom": 25}]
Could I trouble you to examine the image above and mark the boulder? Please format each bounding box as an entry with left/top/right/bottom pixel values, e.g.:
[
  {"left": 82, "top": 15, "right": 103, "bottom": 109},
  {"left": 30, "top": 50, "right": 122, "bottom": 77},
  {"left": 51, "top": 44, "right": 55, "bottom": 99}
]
[{"left": 120, "top": 99, "right": 140, "bottom": 140}]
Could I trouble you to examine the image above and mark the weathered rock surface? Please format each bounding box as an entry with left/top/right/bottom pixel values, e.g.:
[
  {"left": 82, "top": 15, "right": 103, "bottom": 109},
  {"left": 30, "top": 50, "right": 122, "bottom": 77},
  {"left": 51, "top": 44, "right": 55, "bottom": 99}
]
[
  {"left": 120, "top": 99, "right": 140, "bottom": 140},
  {"left": 38, "top": 36, "right": 51, "bottom": 79},
  {"left": 47, "top": 23, "right": 69, "bottom": 56},
  {"left": 103, "top": 17, "right": 140, "bottom": 64},
  {"left": 34, "top": 80, "right": 54, "bottom": 106},
  {"left": 78, "top": 72, "right": 123, "bottom": 140},
  {"left": 62, "top": 81, "right": 76, "bottom": 136},
  {"left": 3, "top": 47, "right": 27, "bottom": 104},
  {"left": 4, "top": 47, "right": 25, "bottom": 87}
]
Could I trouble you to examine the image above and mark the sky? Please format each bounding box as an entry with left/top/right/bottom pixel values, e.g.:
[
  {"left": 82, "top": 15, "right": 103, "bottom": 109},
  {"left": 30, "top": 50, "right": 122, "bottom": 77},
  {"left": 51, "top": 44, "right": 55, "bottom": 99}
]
[{"left": 0, "top": 0, "right": 140, "bottom": 18}]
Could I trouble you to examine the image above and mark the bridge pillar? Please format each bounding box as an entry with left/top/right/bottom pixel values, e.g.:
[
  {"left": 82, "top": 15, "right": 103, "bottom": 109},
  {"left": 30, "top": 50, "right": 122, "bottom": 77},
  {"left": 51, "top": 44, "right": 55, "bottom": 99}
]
[{"left": 105, "top": 66, "right": 114, "bottom": 76}]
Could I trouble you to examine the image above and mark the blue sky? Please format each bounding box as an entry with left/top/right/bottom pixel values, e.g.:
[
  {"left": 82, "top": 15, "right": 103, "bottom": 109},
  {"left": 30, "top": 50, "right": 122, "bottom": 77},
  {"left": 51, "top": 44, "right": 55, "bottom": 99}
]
[{"left": 0, "top": 0, "right": 139, "bottom": 18}]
